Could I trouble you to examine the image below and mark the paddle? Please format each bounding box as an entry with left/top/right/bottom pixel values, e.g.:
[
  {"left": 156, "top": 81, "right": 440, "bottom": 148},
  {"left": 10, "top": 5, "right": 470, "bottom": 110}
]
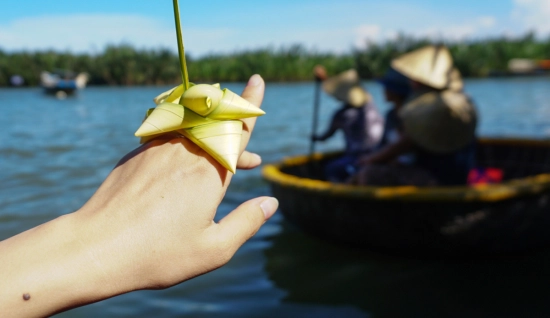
[
  {"left": 309, "top": 76, "right": 322, "bottom": 158},
  {"left": 307, "top": 66, "right": 325, "bottom": 177}
]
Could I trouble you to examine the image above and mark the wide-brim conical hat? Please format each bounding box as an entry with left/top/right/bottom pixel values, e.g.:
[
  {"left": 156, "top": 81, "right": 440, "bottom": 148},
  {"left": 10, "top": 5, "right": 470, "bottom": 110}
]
[
  {"left": 322, "top": 69, "right": 371, "bottom": 107},
  {"left": 399, "top": 91, "right": 477, "bottom": 153},
  {"left": 391, "top": 45, "right": 455, "bottom": 90},
  {"left": 448, "top": 67, "right": 464, "bottom": 92}
]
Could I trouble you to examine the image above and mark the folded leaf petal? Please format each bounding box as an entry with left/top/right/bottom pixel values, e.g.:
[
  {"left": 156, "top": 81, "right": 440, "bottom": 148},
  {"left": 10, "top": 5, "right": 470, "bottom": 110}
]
[{"left": 135, "top": 83, "right": 264, "bottom": 173}]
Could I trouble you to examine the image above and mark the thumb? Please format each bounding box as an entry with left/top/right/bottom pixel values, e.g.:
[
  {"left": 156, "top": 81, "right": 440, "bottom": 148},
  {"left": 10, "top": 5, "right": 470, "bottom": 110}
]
[
  {"left": 237, "top": 151, "right": 262, "bottom": 170},
  {"left": 215, "top": 196, "right": 278, "bottom": 252}
]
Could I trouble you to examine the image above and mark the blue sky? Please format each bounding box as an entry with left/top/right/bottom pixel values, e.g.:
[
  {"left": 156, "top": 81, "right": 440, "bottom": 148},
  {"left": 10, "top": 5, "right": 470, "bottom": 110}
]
[{"left": 1, "top": 0, "right": 549, "bottom": 57}]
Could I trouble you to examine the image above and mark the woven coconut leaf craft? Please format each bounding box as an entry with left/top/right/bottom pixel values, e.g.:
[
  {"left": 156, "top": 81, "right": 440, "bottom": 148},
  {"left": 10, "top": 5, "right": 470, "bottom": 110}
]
[{"left": 134, "top": 0, "right": 265, "bottom": 173}]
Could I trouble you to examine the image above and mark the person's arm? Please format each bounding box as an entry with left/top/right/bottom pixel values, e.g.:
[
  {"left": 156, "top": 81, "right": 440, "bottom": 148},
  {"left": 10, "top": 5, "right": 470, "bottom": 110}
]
[
  {"left": 357, "top": 135, "right": 413, "bottom": 165},
  {"left": 312, "top": 108, "right": 344, "bottom": 142},
  {"left": 313, "top": 119, "right": 338, "bottom": 141},
  {"left": 0, "top": 74, "right": 278, "bottom": 318}
]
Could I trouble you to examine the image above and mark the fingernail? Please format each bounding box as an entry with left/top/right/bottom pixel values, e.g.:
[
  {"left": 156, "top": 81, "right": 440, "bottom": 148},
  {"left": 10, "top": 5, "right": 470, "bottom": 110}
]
[
  {"left": 260, "top": 197, "right": 278, "bottom": 219},
  {"left": 252, "top": 153, "right": 262, "bottom": 162},
  {"left": 248, "top": 74, "right": 262, "bottom": 87}
]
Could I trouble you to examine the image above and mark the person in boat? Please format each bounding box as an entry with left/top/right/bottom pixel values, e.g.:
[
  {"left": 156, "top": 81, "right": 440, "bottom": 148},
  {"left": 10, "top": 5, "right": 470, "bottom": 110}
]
[
  {"left": 0, "top": 74, "right": 278, "bottom": 317},
  {"left": 311, "top": 65, "right": 384, "bottom": 182},
  {"left": 350, "top": 45, "right": 478, "bottom": 186},
  {"left": 375, "top": 67, "right": 413, "bottom": 164}
]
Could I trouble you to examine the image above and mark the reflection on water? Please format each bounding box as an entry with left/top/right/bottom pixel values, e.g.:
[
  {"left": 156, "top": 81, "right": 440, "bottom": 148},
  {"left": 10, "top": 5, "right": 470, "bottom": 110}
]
[
  {"left": 1, "top": 77, "right": 550, "bottom": 317},
  {"left": 266, "top": 222, "right": 550, "bottom": 318}
]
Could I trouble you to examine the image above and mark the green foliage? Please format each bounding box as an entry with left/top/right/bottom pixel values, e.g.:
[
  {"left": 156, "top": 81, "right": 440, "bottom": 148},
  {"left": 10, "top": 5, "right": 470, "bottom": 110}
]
[
  {"left": 188, "top": 45, "right": 354, "bottom": 83},
  {"left": 448, "top": 31, "right": 550, "bottom": 77},
  {"left": 353, "top": 32, "right": 550, "bottom": 78},
  {"left": 0, "top": 44, "right": 355, "bottom": 86},
  {"left": 0, "top": 32, "right": 549, "bottom": 87}
]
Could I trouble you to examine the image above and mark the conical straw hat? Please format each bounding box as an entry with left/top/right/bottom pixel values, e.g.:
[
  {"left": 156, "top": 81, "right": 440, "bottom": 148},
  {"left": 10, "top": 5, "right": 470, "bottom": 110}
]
[
  {"left": 448, "top": 68, "right": 464, "bottom": 92},
  {"left": 399, "top": 90, "right": 477, "bottom": 153},
  {"left": 391, "top": 45, "right": 454, "bottom": 90},
  {"left": 322, "top": 69, "right": 371, "bottom": 107},
  {"left": 180, "top": 120, "right": 243, "bottom": 173}
]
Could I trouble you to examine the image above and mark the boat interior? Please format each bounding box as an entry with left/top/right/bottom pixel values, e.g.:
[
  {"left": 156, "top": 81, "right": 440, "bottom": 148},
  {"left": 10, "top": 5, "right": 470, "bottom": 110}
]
[{"left": 281, "top": 138, "right": 550, "bottom": 184}]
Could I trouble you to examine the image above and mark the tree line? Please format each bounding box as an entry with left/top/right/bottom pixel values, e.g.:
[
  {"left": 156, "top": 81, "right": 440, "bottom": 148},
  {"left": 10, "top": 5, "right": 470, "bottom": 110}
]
[{"left": 1, "top": 32, "right": 549, "bottom": 87}]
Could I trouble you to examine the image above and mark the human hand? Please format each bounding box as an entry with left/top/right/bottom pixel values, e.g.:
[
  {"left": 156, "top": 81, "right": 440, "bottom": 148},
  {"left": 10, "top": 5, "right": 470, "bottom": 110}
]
[
  {"left": 76, "top": 74, "right": 276, "bottom": 291},
  {"left": 313, "top": 65, "right": 327, "bottom": 81},
  {"left": 0, "top": 75, "right": 278, "bottom": 318}
]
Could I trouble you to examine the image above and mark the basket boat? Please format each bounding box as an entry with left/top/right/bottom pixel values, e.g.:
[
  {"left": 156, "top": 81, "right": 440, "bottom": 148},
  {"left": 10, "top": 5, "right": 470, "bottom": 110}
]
[{"left": 262, "top": 138, "right": 550, "bottom": 256}]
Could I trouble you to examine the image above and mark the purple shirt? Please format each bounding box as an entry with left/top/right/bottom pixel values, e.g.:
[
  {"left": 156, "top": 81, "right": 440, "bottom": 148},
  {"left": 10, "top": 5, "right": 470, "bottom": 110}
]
[{"left": 331, "top": 102, "right": 384, "bottom": 154}]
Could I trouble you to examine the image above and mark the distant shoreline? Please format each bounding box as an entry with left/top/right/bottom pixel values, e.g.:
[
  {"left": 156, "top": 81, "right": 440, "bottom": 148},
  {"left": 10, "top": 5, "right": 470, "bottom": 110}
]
[
  {"left": 4, "top": 72, "right": 550, "bottom": 90},
  {"left": 2, "top": 32, "right": 549, "bottom": 87}
]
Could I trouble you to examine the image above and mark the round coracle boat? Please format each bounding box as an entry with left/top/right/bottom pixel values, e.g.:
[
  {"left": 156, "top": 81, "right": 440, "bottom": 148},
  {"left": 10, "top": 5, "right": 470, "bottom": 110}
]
[{"left": 262, "top": 138, "right": 550, "bottom": 257}]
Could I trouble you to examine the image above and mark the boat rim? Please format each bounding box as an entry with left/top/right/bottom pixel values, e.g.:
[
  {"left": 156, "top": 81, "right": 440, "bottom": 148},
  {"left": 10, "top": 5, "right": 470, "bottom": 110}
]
[{"left": 261, "top": 137, "right": 550, "bottom": 202}]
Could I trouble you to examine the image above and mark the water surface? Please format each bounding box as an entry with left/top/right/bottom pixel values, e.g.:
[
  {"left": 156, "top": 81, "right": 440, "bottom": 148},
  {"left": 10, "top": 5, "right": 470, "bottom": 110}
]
[{"left": 1, "top": 77, "right": 550, "bottom": 317}]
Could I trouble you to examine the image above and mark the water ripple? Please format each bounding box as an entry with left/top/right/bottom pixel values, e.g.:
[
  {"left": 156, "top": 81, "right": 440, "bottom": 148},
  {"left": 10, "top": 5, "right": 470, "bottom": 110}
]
[{"left": 2, "top": 79, "right": 550, "bottom": 317}]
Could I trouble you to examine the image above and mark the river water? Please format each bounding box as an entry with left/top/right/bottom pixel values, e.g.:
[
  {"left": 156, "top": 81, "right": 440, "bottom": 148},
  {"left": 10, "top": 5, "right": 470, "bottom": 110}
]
[{"left": 1, "top": 77, "right": 550, "bottom": 317}]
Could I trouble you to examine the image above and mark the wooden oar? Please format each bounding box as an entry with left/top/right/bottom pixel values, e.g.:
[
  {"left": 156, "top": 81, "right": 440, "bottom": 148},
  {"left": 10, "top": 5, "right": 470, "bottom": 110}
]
[
  {"left": 307, "top": 70, "right": 324, "bottom": 177},
  {"left": 309, "top": 76, "right": 322, "bottom": 158}
]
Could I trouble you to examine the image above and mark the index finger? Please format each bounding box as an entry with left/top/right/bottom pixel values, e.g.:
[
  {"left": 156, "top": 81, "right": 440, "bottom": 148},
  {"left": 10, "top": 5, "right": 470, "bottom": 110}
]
[{"left": 238, "top": 74, "right": 265, "bottom": 153}]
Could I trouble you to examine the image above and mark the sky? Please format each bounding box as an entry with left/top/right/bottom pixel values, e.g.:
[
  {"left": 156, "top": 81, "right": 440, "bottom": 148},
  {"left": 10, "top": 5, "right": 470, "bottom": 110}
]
[{"left": 1, "top": 0, "right": 550, "bottom": 58}]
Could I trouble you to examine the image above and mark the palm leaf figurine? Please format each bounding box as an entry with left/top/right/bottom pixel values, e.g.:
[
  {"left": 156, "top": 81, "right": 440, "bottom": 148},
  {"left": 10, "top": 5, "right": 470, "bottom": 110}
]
[{"left": 134, "top": 0, "right": 265, "bottom": 173}]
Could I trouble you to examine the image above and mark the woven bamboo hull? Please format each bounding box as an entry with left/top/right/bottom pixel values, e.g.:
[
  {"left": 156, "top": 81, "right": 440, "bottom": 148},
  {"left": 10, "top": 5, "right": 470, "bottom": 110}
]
[
  {"left": 270, "top": 184, "right": 550, "bottom": 256},
  {"left": 263, "top": 138, "right": 550, "bottom": 256}
]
